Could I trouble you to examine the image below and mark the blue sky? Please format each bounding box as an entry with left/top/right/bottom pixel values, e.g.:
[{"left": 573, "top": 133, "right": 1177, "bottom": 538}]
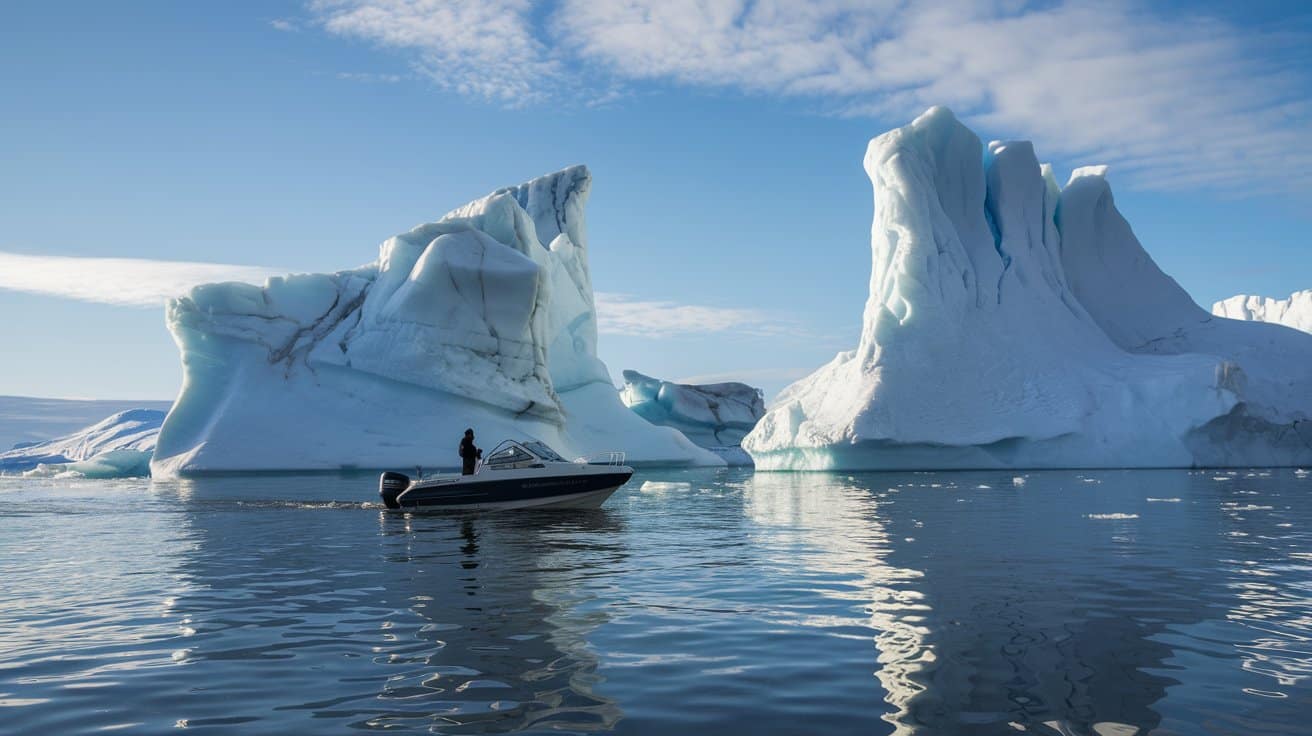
[{"left": 2, "top": 0, "right": 1310, "bottom": 400}]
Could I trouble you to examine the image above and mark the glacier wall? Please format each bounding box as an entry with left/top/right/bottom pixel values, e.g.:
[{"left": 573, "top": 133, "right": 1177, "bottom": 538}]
[
  {"left": 619, "top": 369, "right": 765, "bottom": 465},
  {"left": 1213, "top": 291, "right": 1312, "bottom": 335},
  {"left": 744, "top": 107, "right": 1312, "bottom": 470},
  {"left": 151, "top": 167, "right": 721, "bottom": 475}
]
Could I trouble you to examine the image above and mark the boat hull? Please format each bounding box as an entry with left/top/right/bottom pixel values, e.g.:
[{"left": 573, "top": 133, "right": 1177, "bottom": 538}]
[{"left": 395, "top": 470, "right": 632, "bottom": 512}]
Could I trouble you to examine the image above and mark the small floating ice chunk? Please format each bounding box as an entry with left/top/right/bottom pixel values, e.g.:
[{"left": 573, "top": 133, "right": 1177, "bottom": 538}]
[
  {"left": 975, "top": 484, "right": 991, "bottom": 489},
  {"left": 1086, "top": 513, "right": 1139, "bottom": 520},
  {"left": 1146, "top": 497, "right": 1181, "bottom": 503},
  {"left": 1012, "top": 476, "right": 1026, "bottom": 487},
  {"left": 1212, "top": 476, "right": 1232, "bottom": 481},
  {"left": 1090, "top": 722, "right": 1141, "bottom": 736},
  {"left": 639, "top": 481, "right": 692, "bottom": 493}
]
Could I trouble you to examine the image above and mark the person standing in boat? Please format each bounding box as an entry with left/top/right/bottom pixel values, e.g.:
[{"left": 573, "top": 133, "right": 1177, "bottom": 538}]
[{"left": 459, "top": 429, "right": 482, "bottom": 475}]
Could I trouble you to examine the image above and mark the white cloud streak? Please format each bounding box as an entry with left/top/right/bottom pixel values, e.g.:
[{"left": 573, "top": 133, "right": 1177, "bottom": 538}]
[
  {"left": 675, "top": 366, "right": 814, "bottom": 386},
  {"left": 304, "top": 0, "right": 1312, "bottom": 195},
  {"left": 0, "top": 252, "right": 284, "bottom": 307},
  {"left": 593, "top": 292, "right": 797, "bottom": 338},
  {"left": 336, "top": 71, "right": 404, "bottom": 83},
  {"left": 0, "top": 252, "right": 791, "bottom": 339}
]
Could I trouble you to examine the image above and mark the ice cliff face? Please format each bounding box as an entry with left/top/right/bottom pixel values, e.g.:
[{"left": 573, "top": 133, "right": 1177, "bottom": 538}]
[
  {"left": 151, "top": 167, "right": 721, "bottom": 475},
  {"left": 744, "top": 107, "right": 1312, "bottom": 470},
  {"left": 619, "top": 370, "right": 764, "bottom": 465},
  {"left": 1213, "top": 291, "right": 1312, "bottom": 335},
  {"left": 1, "top": 409, "right": 164, "bottom": 477}
]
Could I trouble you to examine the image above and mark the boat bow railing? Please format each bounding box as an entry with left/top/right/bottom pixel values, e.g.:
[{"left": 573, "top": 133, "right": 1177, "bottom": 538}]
[{"left": 574, "top": 451, "right": 626, "bottom": 466}]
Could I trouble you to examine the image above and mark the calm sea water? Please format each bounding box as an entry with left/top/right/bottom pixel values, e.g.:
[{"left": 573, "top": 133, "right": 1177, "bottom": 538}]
[{"left": 0, "top": 468, "right": 1309, "bottom": 735}]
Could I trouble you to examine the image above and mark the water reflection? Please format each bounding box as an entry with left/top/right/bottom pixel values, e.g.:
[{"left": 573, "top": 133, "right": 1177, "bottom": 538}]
[
  {"left": 147, "top": 477, "right": 627, "bottom": 732},
  {"left": 1, "top": 468, "right": 1309, "bottom": 735},
  {"left": 1212, "top": 472, "right": 1312, "bottom": 693},
  {"left": 738, "top": 470, "right": 1308, "bottom": 735},
  {"left": 0, "top": 478, "right": 200, "bottom": 732},
  {"left": 375, "top": 510, "right": 625, "bottom": 732},
  {"left": 741, "top": 473, "right": 930, "bottom": 733}
]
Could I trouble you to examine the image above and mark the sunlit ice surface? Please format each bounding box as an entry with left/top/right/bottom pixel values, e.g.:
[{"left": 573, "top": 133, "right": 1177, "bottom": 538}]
[{"left": 0, "top": 468, "right": 1309, "bottom": 734}]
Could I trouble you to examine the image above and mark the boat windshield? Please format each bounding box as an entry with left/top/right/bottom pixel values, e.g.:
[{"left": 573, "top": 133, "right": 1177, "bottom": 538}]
[
  {"left": 522, "top": 441, "right": 567, "bottom": 462},
  {"left": 484, "top": 443, "right": 535, "bottom": 467}
]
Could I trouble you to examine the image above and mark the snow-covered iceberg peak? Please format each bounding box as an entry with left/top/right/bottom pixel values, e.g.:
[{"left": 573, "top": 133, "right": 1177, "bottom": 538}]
[
  {"left": 152, "top": 167, "right": 720, "bottom": 475},
  {"left": 620, "top": 370, "right": 764, "bottom": 465},
  {"left": 1213, "top": 290, "right": 1312, "bottom": 334},
  {"left": 745, "top": 107, "right": 1312, "bottom": 470}
]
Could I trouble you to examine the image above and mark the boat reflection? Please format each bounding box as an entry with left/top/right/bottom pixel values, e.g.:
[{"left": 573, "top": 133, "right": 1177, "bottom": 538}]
[
  {"left": 376, "top": 509, "right": 627, "bottom": 732},
  {"left": 154, "top": 474, "right": 625, "bottom": 732}
]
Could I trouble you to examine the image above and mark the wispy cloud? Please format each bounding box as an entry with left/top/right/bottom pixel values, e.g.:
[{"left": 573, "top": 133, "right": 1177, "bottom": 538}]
[
  {"left": 0, "top": 252, "right": 795, "bottom": 339},
  {"left": 270, "top": 18, "right": 300, "bottom": 32},
  {"left": 302, "top": 0, "right": 1312, "bottom": 196},
  {"left": 310, "top": 0, "right": 566, "bottom": 105},
  {"left": 675, "top": 366, "right": 814, "bottom": 387},
  {"left": 336, "top": 71, "right": 404, "bottom": 83},
  {"left": 0, "top": 252, "right": 284, "bottom": 307},
  {"left": 594, "top": 292, "right": 799, "bottom": 338}
]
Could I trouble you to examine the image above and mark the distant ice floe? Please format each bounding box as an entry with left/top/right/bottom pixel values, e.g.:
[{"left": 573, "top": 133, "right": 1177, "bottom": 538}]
[
  {"left": 619, "top": 369, "right": 764, "bottom": 466},
  {"left": 1213, "top": 290, "right": 1312, "bottom": 334},
  {"left": 0, "top": 409, "right": 163, "bottom": 478},
  {"left": 1146, "top": 497, "right": 1182, "bottom": 503},
  {"left": 639, "top": 481, "right": 692, "bottom": 493},
  {"left": 1221, "top": 503, "right": 1274, "bottom": 512},
  {"left": 1087, "top": 513, "right": 1139, "bottom": 520}
]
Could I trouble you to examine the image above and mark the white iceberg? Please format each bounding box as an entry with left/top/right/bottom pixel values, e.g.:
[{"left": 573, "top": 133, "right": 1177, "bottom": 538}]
[
  {"left": 744, "top": 107, "right": 1312, "bottom": 470},
  {"left": 151, "top": 167, "right": 722, "bottom": 475},
  {"left": 1212, "top": 290, "right": 1312, "bottom": 335},
  {"left": 619, "top": 369, "right": 765, "bottom": 465},
  {"left": 0, "top": 409, "right": 164, "bottom": 477},
  {"left": 0, "top": 395, "right": 172, "bottom": 452}
]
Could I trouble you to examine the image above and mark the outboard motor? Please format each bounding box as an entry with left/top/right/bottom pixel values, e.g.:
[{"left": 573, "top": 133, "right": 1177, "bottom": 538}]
[{"left": 379, "top": 472, "right": 410, "bottom": 509}]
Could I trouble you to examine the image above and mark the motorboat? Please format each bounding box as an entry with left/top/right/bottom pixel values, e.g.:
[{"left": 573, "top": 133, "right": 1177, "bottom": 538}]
[{"left": 379, "top": 439, "right": 633, "bottom": 511}]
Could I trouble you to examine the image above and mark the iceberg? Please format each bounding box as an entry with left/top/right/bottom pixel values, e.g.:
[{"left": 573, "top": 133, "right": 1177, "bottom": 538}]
[
  {"left": 744, "top": 107, "right": 1312, "bottom": 470},
  {"left": 619, "top": 370, "right": 765, "bottom": 465},
  {"left": 0, "top": 395, "right": 172, "bottom": 452},
  {"left": 151, "top": 166, "right": 722, "bottom": 476},
  {"left": 1213, "top": 290, "right": 1312, "bottom": 335},
  {"left": 0, "top": 409, "right": 164, "bottom": 477}
]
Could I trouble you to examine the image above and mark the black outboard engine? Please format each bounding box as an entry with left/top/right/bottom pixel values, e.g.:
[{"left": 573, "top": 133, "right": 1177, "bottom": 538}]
[{"left": 379, "top": 472, "right": 410, "bottom": 509}]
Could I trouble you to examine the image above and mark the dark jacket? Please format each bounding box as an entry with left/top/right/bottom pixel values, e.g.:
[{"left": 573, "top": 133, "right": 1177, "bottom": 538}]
[{"left": 459, "top": 437, "right": 480, "bottom": 474}]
